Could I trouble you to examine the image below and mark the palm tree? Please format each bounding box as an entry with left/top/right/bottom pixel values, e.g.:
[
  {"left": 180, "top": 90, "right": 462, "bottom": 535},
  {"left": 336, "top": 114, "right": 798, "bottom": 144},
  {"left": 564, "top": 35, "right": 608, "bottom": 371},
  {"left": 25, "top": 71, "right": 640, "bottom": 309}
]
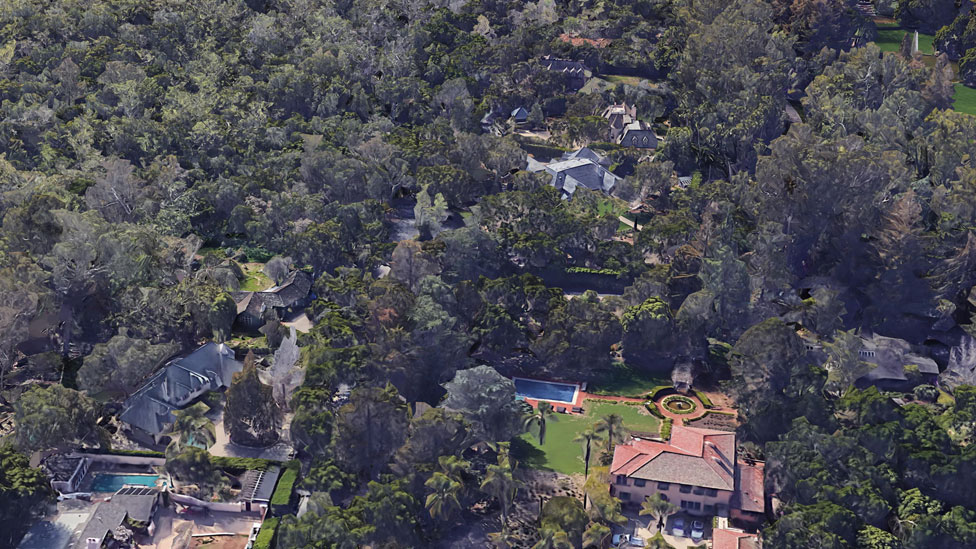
[
  {"left": 524, "top": 401, "right": 558, "bottom": 445},
  {"left": 594, "top": 413, "right": 627, "bottom": 452},
  {"left": 425, "top": 471, "right": 462, "bottom": 521},
  {"left": 574, "top": 428, "right": 604, "bottom": 480},
  {"left": 166, "top": 402, "right": 215, "bottom": 456},
  {"left": 639, "top": 493, "right": 678, "bottom": 532},
  {"left": 533, "top": 528, "right": 573, "bottom": 549},
  {"left": 582, "top": 523, "right": 611, "bottom": 548},
  {"left": 481, "top": 462, "right": 518, "bottom": 520},
  {"left": 438, "top": 455, "right": 470, "bottom": 481}
]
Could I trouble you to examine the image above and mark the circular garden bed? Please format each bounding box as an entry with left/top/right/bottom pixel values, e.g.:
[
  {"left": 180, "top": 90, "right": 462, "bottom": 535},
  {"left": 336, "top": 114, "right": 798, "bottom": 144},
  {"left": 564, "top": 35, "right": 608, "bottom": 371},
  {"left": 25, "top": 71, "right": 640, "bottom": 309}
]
[{"left": 661, "top": 395, "right": 699, "bottom": 415}]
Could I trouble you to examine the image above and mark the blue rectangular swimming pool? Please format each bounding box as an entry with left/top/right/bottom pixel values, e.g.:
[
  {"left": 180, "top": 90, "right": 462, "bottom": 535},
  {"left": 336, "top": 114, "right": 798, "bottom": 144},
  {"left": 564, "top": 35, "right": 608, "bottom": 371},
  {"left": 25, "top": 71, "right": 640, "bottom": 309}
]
[
  {"left": 90, "top": 473, "right": 159, "bottom": 493},
  {"left": 513, "top": 378, "right": 579, "bottom": 404}
]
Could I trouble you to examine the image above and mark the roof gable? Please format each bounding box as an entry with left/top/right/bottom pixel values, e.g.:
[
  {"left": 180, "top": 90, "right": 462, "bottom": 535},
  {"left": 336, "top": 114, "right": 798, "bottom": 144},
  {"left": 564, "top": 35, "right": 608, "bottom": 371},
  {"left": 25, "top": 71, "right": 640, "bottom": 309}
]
[{"left": 611, "top": 426, "right": 736, "bottom": 491}]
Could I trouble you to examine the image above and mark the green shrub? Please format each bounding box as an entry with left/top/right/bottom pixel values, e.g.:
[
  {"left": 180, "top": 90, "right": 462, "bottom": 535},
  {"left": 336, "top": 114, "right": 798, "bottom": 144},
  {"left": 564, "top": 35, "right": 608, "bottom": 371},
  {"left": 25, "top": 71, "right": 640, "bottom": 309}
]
[
  {"left": 253, "top": 517, "right": 279, "bottom": 549},
  {"left": 241, "top": 245, "right": 273, "bottom": 263},
  {"left": 565, "top": 266, "right": 623, "bottom": 276},
  {"left": 693, "top": 390, "right": 714, "bottom": 408},
  {"left": 645, "top": 403, "right": 665, "bottom": 419},
  {"left": 660, "top": 418, "right": 673, "bottom": 440},
  {"left": 80, "top": 448, "right": 165, "bottom": 458},
  {"left": 211, "top": 456, "right": 277, "bottom": 473},
  {"left": 647, "top": 385, "right": 674, "bottom": 400},
  {"left": 270, "top": 467, "right": 298, "bottom": 507}
]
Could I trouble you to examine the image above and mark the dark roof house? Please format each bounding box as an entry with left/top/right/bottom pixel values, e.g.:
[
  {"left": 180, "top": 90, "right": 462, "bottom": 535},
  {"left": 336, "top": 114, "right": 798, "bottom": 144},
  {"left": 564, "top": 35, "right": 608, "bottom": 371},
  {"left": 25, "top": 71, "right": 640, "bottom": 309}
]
[
  {"left": 78, "top": 487, "right": 160, "bottom": 548},
  {"left": 120, "top": 342, "right": 242, "bottom": 439},
  {"left": 561, "top": 146, "right": 610, "bottom": 166},
  {"left": 602, "top": 103, "right": 637, "bottom": 140},
  {"left": 544, "top": 158, "right": 620, "bottom": 198},
  {"left": 540, "top": 55, "right": 589, "bottom": 90},
  {"left": 852, "top": 333, "right": 940, "bottom": 391},
  {"left": 232, "top": 270, "right": 313, "bottom": 330},
  {"left": 511, "top": 106, "right": 529, "bottom": 124},
  {"left": 619, "top": 121, "right": 657, "bottom": 149}
]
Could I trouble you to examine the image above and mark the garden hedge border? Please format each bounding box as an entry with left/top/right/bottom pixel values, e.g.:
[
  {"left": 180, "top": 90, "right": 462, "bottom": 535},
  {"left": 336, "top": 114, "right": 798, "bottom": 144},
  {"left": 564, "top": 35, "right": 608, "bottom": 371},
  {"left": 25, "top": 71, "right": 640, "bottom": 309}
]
[{"left": 661, "top": 395, "right": 698, "bottom": 415}]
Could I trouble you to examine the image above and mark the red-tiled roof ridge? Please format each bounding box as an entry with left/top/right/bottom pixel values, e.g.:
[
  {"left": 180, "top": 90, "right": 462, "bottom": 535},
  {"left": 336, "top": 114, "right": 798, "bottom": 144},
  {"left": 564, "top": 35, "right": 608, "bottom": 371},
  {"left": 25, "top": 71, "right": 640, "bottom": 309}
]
[
  {"left": 713, "top": 528, "right": 759, "bottom": 549},
  {"left": 735, "top": 459, "right": 766, "bottom": 514},
  {"left": 610, "top": 426, "right": 737, "bottom": 491}
]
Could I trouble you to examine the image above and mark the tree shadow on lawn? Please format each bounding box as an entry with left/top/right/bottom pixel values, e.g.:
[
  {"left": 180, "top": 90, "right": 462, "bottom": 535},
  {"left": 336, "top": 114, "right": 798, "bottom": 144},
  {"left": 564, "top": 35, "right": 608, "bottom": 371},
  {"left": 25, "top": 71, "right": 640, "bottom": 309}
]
[{"left": 511, "top": 437, "right": 550, "bottom": 471}]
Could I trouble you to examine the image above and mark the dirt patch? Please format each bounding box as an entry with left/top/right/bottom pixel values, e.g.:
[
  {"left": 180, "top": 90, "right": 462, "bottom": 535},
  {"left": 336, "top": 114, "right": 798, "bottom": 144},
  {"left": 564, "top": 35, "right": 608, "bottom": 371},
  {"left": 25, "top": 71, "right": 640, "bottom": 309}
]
[{"left": 191, "top": 534, "right": 249, "bottom": 549}]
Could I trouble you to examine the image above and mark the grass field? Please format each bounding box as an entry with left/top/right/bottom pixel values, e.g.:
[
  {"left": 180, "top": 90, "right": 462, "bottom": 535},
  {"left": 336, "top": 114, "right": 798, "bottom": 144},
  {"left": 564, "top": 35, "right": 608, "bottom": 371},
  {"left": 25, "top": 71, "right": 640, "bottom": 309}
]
[
  {"left": 588, "top": 364, "right": 671, "bottom": 398},
  {"left": 240, "top": 262, "right": 271, "bottom": 291},
  {"left": 954, "top": 83, "right": 976, "bottom": 116},
  {"left": 874, "top": 29, "right": 935, "bottom": 55},
  {"left": 515, "top": 401, "right": 661, "bottom": 474}
]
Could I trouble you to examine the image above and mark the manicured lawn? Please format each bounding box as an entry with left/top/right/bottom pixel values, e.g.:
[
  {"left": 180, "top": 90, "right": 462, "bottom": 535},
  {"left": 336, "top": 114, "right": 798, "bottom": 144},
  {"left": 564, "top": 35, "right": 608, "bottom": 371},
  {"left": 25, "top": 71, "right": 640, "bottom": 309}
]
[
  {"left": 874, "top": 29, "right": 934, "bottom": 55},
  {"left": 604, "top": 74, "right": 644, "bottom": 86},
  {"left": 588, "top": 364, "right": 671, "bottom": 398},
  {"left": 240, "top": 262, "right": 271, "bottom": 291},
  {"left": 954, "top": 84, "right": 976, "bottom": 116},
  {"left": 515, "top": 401, "right": 660, "bottom": 475}
]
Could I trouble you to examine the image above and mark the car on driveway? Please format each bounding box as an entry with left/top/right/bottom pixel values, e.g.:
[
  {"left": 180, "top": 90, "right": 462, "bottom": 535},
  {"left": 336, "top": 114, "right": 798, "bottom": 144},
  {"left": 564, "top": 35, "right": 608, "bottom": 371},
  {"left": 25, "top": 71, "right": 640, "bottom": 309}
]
[
  {"left": 612, "top": 533, "right": 630, "bottom": 546},
  {"left": 672, "top": 517, "right": 686, "bottom": 537},
  {"left": 691, "top": 520, "right": 705, "bottom": 542}
]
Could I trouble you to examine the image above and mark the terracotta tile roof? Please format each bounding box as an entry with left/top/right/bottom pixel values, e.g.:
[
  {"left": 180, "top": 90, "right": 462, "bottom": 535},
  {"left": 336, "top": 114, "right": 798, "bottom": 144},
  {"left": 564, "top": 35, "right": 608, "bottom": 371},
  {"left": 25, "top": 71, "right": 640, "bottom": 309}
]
[
  {"left": 713, "top": 529, "right": 759, "bottom": 549},
  {"left": 735, "top": 460, "right": 765, "bottom": 513},
  {"left": 610, "top": 425, "right": 736, "bottom": 491}
]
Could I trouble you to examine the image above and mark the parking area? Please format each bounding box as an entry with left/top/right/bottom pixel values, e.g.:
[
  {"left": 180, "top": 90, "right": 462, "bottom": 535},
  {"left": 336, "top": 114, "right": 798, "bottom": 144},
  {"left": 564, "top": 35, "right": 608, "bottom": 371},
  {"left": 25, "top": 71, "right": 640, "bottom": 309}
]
[{"left": 613, "top": 510, "right": 712, "bottom": 548}]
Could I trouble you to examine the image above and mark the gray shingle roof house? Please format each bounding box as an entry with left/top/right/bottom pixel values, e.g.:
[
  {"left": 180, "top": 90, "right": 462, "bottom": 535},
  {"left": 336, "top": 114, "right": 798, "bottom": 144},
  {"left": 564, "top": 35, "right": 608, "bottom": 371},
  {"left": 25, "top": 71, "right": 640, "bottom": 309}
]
[
  {"left": 511, "top": 106, "right": 529, "bottom": 124},
  {"left": 602, "top": 103, "right": 637, "bottom": 141},
  {"left": 545, "top": 159, "right": 620, "bottom": 199},
  {"left": 827, "top": 333, "right": 940, "bottom": 391},
  {"left": 78, "top": 501, "right": 127, "bottom": 549},
  {"left": 525, "top": 147, "right": 620, "bottom": 199},
  {"left": 77, "top": 487, "right": 160, "bottom": 548},
  {"left": 619, "top": 121, "right": 657, "bottom": 149},
  {"left": 561, "top": 146, "right": 610, "bottom": 166},
  {"left": 540, "top": 55, "right": 589, "bottom": 90},
  {"left": 232, "top": 270, "right": 313, "bottom": 330},
  {"left": 120, "top": 342, "right": 242, "bottom": 441}
]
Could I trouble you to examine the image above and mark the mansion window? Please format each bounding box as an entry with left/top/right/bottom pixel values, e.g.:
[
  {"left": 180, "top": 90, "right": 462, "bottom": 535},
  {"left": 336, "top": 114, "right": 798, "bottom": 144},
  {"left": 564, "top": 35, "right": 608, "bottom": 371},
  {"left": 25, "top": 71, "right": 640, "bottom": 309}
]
[
  {"left": 634, "top": 479, "right": 646, "bottom": 487},
  {"left": 681, "top": 500, "right": 702, "bottom": 511},
  {"left": 679, "top": 485, "right": 692, "bottom": 493}
]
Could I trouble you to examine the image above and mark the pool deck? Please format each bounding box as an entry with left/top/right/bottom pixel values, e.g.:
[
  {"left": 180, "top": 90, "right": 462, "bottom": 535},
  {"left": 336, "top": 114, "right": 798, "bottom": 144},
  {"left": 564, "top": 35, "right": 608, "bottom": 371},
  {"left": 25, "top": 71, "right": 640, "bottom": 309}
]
[{"left": 520, "top": 385, "right": 645, "bottom": 414}]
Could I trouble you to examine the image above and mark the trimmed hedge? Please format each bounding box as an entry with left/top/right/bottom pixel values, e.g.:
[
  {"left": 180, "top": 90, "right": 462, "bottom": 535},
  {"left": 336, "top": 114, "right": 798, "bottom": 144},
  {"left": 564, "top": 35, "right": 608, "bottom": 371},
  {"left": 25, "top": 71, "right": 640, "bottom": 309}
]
[
  {"left": 647, "top": 385, "right": 674, "bottom": 400},
  {"left": 693, "top": 390, "right": 714, "bottom": 409},
  {"left": 79, "top": 448, "right": 165, "bottom": 458},
  {"left": 253, "top": 517, "right": 279, "bottom": 549},
  {"left": 645, "top": 403, "right": 665, "bottom": 420},
  {"left": 660, "top": 418, "right": 673, "bottom": 440},
  {"left": 270, "top": 463, "right": 300, "bottom": 508},
  {"left": 212, "top": 456, "right": 278, "bottom": 472},
  {"left": 661, "top": 395, "right": 698, "bottom": 415}
]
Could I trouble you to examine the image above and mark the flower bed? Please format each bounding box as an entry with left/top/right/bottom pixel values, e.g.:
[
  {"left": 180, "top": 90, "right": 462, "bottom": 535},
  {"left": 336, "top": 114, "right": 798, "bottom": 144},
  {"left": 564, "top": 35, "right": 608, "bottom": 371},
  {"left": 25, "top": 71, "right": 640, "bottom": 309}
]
[{"left": 661, "top": 395, "right": 698, "bottom": 415}]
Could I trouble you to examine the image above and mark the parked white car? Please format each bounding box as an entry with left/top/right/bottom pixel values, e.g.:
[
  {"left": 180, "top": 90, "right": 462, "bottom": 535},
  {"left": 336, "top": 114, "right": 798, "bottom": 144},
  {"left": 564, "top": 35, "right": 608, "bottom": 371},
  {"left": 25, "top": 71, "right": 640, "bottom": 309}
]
[
  {"left": 691, "top": 520, "right": 705, "bottom": 542},
  {"left": 612, "top": 533, "right": 630, "bottom": 547},
  {"left": 672, "top": 517, "right": 686, "bottom": 537}
]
